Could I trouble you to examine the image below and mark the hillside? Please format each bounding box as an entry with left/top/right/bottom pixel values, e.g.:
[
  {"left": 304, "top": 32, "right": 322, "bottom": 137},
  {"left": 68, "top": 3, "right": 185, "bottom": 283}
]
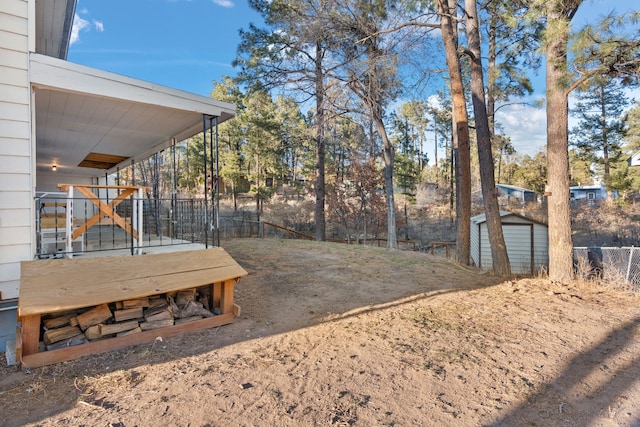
[{"left": 1, "top": 238, "right": 639, "bottom": 426}]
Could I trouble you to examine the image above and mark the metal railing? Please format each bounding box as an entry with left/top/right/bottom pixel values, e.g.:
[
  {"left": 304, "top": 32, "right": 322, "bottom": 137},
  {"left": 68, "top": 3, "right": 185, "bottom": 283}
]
[{"left": 35, "top": 194, "right": 216, "bottom": 257}]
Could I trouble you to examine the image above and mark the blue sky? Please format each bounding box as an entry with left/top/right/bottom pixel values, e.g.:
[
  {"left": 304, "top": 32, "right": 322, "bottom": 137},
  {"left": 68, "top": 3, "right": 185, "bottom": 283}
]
[
  {"left": 68, "top": 0, "right": 638, "bottom": 160},
  {"left": 68, "top": 0, "right": 264, "bottom": 97}
]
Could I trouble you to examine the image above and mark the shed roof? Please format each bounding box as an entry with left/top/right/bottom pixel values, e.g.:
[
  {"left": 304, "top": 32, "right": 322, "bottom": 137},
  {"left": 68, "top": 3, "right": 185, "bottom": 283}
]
[{"left": 471, "top": 211, "right": 547, "bottom": 227}]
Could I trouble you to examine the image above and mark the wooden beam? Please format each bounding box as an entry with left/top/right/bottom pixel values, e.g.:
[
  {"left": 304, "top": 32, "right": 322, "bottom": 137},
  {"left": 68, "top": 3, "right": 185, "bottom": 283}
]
[{"left": 20, "top": 315, "right": 41, "bottom": 357}]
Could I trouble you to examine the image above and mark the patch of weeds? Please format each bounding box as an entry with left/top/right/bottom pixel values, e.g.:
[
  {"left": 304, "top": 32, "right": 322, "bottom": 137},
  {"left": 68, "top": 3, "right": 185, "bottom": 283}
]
[
  {"left": 201, "top": 364, "right": 218, "bottom": 375},
  {"left": 271, "top": 390, "right": 283, "bottom": 400},
  {"left": 436, "top": 348, "right": 465, "bottom": 365},
  {"left": 407, "top": 310, "right": 454, "bottom": 332},
  {"left": 79, "top": 369, "right": 146, "bottom": 395}
]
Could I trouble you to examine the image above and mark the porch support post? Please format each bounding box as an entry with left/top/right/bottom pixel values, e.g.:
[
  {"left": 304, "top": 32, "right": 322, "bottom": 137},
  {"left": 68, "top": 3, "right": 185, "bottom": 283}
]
[
  {"left": 134, "top": 186, "right": 144, "bottom": 255},
  {"left": 215, "top": 115, "right": 220, "bottom": 247},
  {"left": 202, "top": 114, "right": 209, "bottom": 248},
  {"left": 65, "top": 185, "right": 74, "bottom": 258}
]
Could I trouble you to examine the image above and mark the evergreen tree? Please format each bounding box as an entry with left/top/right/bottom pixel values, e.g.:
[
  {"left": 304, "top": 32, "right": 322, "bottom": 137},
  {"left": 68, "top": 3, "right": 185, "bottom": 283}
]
[{"left": 570, "top": 78, "right": 629, "bottom": 191}]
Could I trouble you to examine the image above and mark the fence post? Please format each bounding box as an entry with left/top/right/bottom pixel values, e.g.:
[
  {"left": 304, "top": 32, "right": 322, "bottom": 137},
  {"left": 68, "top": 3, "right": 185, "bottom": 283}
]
[{"left": 626, "top": 247, "right": 634, "bottom": 283}]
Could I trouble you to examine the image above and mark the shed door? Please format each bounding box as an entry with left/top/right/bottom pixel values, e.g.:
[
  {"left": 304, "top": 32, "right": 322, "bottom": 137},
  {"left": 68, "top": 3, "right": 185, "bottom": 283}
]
[{"left": 503, "top": 224, "right": 533, "bottom": 274}]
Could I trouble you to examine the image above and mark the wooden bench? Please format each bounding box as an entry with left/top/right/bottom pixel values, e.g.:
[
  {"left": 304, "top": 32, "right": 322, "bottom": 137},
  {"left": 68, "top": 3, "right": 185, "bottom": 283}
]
[{"left": 17, "top": 248, "right": 247, "bottom": 368}]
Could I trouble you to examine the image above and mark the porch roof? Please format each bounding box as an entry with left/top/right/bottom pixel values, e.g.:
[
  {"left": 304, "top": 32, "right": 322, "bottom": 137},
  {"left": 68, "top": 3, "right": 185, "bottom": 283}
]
[{"left": 31, "top": 53, "right": 235, "bottom": 178}]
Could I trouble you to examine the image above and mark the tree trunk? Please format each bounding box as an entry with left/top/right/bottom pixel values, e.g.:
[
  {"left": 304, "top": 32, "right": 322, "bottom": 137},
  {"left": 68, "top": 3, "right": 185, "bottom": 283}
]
[
  {"left": 545, "top": 3, "right": 576, "bottom": 282},
  {"left": 374, "top": 116, "right": 398, "bottom": 249},
  {"left": 465, "top": 0, "right": 510, "bottom": 275},
  {"left": 314, "top": 43, "right": 326, "bottom": 241},
  {"left": 438, "top": 0, "right": 471, "bottom": 265}
]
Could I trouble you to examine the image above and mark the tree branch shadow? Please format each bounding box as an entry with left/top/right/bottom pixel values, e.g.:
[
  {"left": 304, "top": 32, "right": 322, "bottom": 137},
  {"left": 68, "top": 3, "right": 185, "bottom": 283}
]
[{"left": 487, "top": 316, "right": 640, "bottom": 426}]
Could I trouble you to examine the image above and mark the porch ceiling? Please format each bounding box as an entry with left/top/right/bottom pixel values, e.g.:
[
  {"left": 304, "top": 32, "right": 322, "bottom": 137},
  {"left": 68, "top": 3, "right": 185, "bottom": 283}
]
[{"left": 31, "top": 53, "right": 235, "bottom": 178}]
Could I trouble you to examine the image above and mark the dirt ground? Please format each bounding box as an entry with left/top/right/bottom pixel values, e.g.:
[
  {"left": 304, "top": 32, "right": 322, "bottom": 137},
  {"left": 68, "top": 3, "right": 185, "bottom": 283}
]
[{"left": 2, "top": 238, "right": 640, "bottom": 427}]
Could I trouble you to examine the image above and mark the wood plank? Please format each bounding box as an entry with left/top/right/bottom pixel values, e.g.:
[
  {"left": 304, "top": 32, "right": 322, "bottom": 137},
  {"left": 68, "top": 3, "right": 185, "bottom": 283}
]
[
  {"left": 21, "top": 313, "right": 236, "bottom": 369},
  {"left": 117, "top": 327, "right": 142, "bottom": 337},
  {"left": 14, "top": 326, "right": 23, "bottom": 363},
  {"left": 20, "top": 315, "right": 41, "bottom": 357},
  {"left": 140, "top": 319, "right": 174, "bottom": 331},
  {"left": 175, "top": 316, "right": 203, "bottom": 325},
  {"left": 220, "top": 280, "right": 235, "bottom": 314},
  {"left": 19, "top": 248, "right": 247, "bottom": 316}
]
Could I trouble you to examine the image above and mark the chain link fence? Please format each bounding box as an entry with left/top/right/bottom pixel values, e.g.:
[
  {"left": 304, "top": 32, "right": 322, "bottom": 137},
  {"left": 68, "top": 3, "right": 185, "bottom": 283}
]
[{"left": 573, "top": 247, "right": 640, "bottom": 286}]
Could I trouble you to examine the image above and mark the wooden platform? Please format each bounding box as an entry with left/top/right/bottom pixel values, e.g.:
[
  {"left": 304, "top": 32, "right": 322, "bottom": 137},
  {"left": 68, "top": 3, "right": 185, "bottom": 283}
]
[{"left": 17, "top": 248, "right": 247, "bottom": 368}]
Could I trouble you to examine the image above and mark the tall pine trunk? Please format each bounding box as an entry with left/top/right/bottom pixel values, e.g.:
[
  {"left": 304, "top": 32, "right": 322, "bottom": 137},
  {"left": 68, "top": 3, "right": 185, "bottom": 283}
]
[
  {"left": 545, "top": 3, "right": 575, "bottom": 282},
  {"left": 314, "top": 43, "right": 326, "bottom": 241},
  {"left": 438, "top": 0, "right": 471, "bottom": 265},
  {"left": 373, "top": 115, "right": 397, "bottom": 249},
  {"left": 465, "top": 0, "right": 510, "bottom": 275}
]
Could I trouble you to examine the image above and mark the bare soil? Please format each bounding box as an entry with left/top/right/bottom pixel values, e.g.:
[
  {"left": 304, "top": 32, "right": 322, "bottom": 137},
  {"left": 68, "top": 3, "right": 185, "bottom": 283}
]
[{"left": 2, "top": 238, "right": 640, "bottom": 426}]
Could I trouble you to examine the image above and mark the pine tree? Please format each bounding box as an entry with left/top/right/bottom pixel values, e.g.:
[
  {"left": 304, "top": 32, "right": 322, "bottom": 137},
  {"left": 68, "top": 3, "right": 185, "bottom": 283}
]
[{"left": 570, "top": 78, "right": 629, "bottom": 191}]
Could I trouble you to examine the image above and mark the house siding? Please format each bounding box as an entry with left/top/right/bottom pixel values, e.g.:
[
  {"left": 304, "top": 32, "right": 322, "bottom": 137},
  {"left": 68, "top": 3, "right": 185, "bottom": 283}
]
[{"left": 0, "top": 0, "right": 31, "bottom": 300}]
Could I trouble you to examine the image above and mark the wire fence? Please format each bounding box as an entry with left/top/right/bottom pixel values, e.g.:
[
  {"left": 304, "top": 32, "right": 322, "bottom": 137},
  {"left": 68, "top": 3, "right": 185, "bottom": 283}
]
[{"left": 573, "top": 247, "right": 640, "bottom": 286}]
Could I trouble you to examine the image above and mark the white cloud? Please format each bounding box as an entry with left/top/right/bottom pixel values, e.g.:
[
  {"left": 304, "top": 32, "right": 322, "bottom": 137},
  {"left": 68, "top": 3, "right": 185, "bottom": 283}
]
[
  {"left": 94, "top": 20, "right": 104, "bottom": 32},
  {"left": 212, "top": 0, "right": 234, "bottom": 8},
  {"left": 496, "top": 101, "right": 547, "bottom": 157},
  {"left": 70, "top": 14, "right": 90, "bottom": 45}
]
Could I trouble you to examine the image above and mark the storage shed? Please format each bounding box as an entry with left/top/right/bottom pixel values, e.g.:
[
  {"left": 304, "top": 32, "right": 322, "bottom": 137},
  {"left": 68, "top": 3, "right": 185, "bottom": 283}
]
[{"left": 470, "top": 212, "right": 548, "bottom": 275}]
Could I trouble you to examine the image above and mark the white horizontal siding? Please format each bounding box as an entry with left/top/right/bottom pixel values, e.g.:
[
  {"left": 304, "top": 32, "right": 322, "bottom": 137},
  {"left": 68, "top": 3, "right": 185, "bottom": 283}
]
[
  {"left": 0, "top": 243, "right": 30, "bottom": 264},
  {"left": 0, "top": 47, "right": 28, "bottom": 69},
  {"left": 0, "top": 279, "right": 19, "bottom": 299},
  {"left": 0, "top": 190, "right": 31, "bottom": 208},
  {"left": 0, "top": 1, "right": 28, "bottom": 18},
  {"left": 0, "top": 172, "right": 30, "bottom": 190},
  {"left": 0, "top": 225, "right": 30, "bottom": 245},
  {"left": 0, "top": 0, "right": 30, "bottom": 318},
  {"left": 0, "top": 137, "right": 30, "bottom": 156},
  {"left": 0, "top": 100, "right": 29, "bottom": 121},
  {"left": 0, "top": 118, "right": 29, "bottom": 138},
  {"left": 0, "top": 9, "right": 27, "bottom": 34},
  {"left": 0, "top": 82, "right": 29, "bottom": 103},
  {"left": 0, "top": 153, "right": 29, "bottom": 173},
  {"left": 0, "top": 64, "right": 28, "bottom": 86},
  {"left": 0, "top": 209, "right": 31, "bottom": 227},
  {"left": 0, "top": 28, "right": 27, "bottom": 53}
]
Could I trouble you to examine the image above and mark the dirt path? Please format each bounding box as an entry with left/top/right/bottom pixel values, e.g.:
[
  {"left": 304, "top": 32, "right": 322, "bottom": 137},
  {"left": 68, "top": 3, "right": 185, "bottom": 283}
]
[{"left": 1, "top": 238, "right": 640, "bottom": 426}]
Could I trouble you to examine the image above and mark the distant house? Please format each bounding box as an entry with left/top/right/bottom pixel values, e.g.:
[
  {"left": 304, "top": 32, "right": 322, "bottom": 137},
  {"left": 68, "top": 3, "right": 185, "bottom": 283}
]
[
  {"left": 628, "top": 151, "right": 640, "bottom": 167},
  {"left": 570, "top": 182, "right": 608, "bottom": 202},
  {"left": 496, "top": 184, "right": 537, "bottom": 204}
]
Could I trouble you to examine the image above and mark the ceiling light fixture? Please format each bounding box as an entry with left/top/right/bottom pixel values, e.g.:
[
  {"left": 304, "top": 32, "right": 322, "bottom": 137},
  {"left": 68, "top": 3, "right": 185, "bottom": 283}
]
[{"left": 52, "top": 164, "right": 57, "bottom": 171}]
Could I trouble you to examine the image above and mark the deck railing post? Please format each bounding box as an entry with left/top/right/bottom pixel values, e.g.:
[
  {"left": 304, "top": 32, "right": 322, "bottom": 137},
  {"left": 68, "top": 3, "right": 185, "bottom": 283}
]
[{"left": 65, "top": 186, "right": 74, "bottom": 258}]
